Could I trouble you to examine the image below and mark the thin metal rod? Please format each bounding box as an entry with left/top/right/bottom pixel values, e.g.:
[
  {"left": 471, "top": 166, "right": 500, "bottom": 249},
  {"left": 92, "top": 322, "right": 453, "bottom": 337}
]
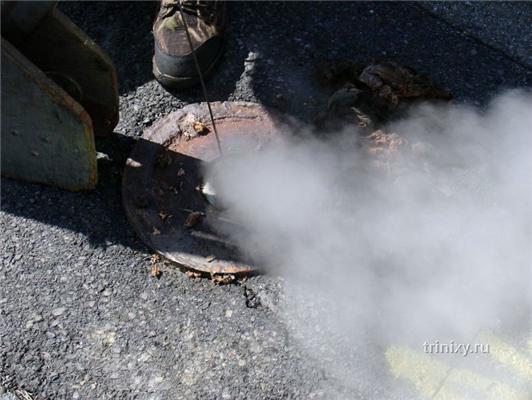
[{"left": 178, "top": 5, "right": 223, "bottom": 156}]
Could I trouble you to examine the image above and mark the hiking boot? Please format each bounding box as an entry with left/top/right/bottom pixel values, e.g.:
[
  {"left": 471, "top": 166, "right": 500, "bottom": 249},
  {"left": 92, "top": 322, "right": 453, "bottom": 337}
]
[{"left": 153, "top": 0, "right": 226, "bottom": 89}]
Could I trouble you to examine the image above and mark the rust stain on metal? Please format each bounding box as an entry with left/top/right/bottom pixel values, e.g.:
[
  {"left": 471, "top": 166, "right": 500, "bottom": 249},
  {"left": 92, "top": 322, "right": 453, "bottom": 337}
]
[
  {"left": 184, "top": 211, "right": 203, "bottom": 229},
  {"left": 122, "top": 102, "right": 283, "bottom": 274}
]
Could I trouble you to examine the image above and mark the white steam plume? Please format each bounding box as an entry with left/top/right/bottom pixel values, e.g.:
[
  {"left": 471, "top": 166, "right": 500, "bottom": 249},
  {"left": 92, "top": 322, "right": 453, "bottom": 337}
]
[{"left": 207, "top": 90, "right": 532, "bottom": 399}]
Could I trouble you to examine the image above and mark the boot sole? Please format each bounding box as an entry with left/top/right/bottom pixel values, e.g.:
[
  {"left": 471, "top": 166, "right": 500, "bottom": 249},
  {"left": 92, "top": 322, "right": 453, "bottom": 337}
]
[{"left": 152, "top": 43, "right": 225, "bottom": 90}]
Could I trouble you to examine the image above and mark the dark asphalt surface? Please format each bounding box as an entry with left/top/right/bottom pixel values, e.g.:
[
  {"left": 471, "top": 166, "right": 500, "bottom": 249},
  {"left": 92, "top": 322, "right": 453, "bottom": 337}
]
[
  {"left": 1, "top": 2, "right": 531, "bottom": 399},
  {"left": 420, "top": 1, "right": 532, "bottom": 68}
]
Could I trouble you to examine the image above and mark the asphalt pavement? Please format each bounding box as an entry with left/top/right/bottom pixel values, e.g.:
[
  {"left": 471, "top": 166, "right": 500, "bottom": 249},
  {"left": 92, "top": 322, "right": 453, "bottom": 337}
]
[{"left": 1, "top": 2, "right": 531, "bottom": 399}]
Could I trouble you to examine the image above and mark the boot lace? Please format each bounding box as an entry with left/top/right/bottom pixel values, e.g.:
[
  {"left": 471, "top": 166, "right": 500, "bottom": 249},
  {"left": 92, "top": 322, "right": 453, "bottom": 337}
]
[{"left": 160, "top": 0, "right": 217, "bottom": 24}]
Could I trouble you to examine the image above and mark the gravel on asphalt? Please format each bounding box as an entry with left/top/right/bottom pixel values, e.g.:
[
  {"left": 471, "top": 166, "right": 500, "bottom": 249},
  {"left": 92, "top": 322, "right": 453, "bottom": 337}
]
[{"left": 1, "top": 2, "right": 530, "bottom": 399}]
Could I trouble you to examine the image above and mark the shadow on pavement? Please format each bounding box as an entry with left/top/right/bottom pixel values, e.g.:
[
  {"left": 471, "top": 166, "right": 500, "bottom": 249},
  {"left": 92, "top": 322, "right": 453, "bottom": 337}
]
[
  {"left": 242, "top": 1, "right": 531, "bottom": 122},
  {"left": 3, "top": 1, "right": 531, "bottom": 259}
]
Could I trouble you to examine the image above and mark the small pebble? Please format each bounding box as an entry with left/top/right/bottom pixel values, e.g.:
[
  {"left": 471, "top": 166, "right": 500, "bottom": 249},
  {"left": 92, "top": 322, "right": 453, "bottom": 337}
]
[{"left": 51, "top": 307, "right": 66, "bottom": 317}]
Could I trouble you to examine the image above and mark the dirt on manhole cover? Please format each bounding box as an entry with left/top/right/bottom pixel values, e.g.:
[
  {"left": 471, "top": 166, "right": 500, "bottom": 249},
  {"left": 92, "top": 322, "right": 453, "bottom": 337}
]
[{"left": 122, "top": 101, "right": 283, "bottom": 274}]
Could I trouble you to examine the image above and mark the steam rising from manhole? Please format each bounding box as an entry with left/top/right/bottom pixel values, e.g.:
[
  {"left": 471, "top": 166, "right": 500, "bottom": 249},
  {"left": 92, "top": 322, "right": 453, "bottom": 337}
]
[
  {"left": 122, "top": 101, "right": 283, "bottom": 274},
  {"left": 204, "top": 91, "right": 532, "bottom": 399},
  {"left": 200, "top": 155, "right": 243, "bottom": 211}
]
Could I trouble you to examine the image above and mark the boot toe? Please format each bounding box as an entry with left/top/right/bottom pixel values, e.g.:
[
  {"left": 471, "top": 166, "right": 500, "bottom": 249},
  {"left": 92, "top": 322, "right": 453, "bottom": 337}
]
[{"left": 153, "top": 34, "right": 224, "bottom": 89}]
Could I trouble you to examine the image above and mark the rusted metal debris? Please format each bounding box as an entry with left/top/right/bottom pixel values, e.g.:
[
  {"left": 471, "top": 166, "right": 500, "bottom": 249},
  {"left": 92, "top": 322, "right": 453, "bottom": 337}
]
[
  {"left": 358, "top": 62, "right": 452, "bottom": 106},
  {"left": 315, "top": 61, "right": 453, "bottom": 178},
  {"left": 150, "top": 264, "right": 161, "bottom": 278},
  {"left": 184, "top": 211, "right": 204, "bottom": 229},
  {"left": 211, "top": 274, "right": 236, "bottom": 285},
  {"left": 185, "top": 270, "right": 202, "bottom": 279},
  {"left": 122, "top": 102, "right": 283, "bottom": 274},
  {"left": 316, "top": 61, "right": 452, "bottom": 130}
]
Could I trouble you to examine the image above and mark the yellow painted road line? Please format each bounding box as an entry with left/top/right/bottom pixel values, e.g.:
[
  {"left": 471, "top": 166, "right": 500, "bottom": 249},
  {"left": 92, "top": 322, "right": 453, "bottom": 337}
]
[
  {"left": 386, "top": 346, "right": 450, "bottom": 397},
  {"left": 386, "top": 345, "right": 529, "bottom": 400},
  {"left": 478, "top": 332, "right": 532, "bottom": 382}
]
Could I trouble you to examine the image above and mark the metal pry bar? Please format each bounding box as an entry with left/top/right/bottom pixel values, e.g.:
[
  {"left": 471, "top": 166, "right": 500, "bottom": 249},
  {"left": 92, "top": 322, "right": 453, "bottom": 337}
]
[{"left": 178, "top": 4, "right": 223, "bottom": 157}]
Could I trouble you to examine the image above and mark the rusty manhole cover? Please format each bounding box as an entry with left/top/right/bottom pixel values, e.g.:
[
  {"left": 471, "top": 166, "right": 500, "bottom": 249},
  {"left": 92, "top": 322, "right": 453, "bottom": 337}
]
[{"left": 122, "top": 101, "right": 283, "bottom": 274}]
